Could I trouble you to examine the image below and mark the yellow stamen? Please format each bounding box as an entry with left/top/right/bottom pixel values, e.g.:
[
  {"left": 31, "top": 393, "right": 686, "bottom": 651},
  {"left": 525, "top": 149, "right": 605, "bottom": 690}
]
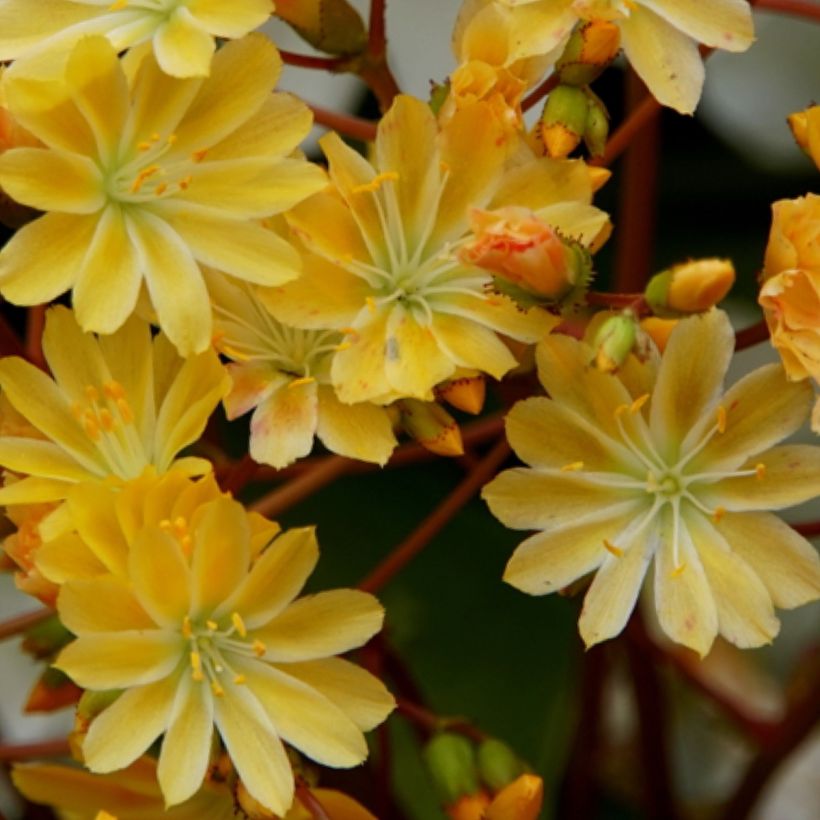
[
  {"left": 116, "top": 398, "right": 134, "bottom": 424},
  {"left": 173, "top": 516, "right": 188, "bottom": 538},
  {"left": 82, "top": 412, "right": 100, "bottom": 441},
  {"left": 233, "top": 674, "right": 246, "bottom": 685},
  {"left": 179, "top": 175, "right": 192, "bottom": 190},
  {"left": 713, "top": 506, "right": 726, "bottom": 524},
  {"left": 154, "top": 182, "right": 168, "bottom": 196},
  {"left": 211, "top": 680, "right": 224, "bottom": 697},
  {"left": 603, "top": 539, "right": 623, "bottom": 557},
  {"left": 334, "top": 342, "right": 352, "bottom": 352},
  {"left": 630, "top": 393, "right": 650, "bottom": 414},
  {"left": 561, "top": 461, "right": 584, "bottom": 472},
  {"left": 717, "top": 405, "right": 727, "bottom": 434},
  {"left": 755, "top": 463, "right": 766, "bottom": 480},
  {"left": 137, "top": 141, "right": 152, "bottom": 151},
  {"left": 190, "top": 651, "right": 203, "bottom": 681},
  {"left": 182, "top": 616, "right": 192, "bottom": 639},
  {"left": 614, "top": 403, "right": 629, "bottom": 418},
  {"left": 366, "top": 296, "right": 377, "bottom": 314},
  {"left": 252, "top": 639, "right": 266, "bottom": 657},
  {"left": 670, "top": 563, "right": 687, "bottom": 578},
  {"left": 150, "top": 132, "right": 161, "bottom": 142},
  {"left": 231, "top": 612, "right": 247, "bottom": 638},
  {"left": 191, "top": 148, "right": 208, "bottom": 163},
  {"left": 352, "top": 170, "right": 399, "bottom": 194},
  {"left": 103, "top": 381, "right": 126, "bottom": 401},
  {"left": 341, "top": 327, "right": 360, "bottom": 341},
  {"left": 131, "top": 165, "right": 160, "bottom": 193},
  {"left": 206, "top": 619, "right": 218, "bottom": 631},
  {"left": 70, "top": 401, "right": 84, "bottom": 421},
  {"left": 288, "top": 376, "right": 315, "bottom": 389},
  {"left": 98, "top": 408, "right": 115, "bottom": 432},
  {"left": 84, "top": 385, "right": 100, "bottom": 403}
]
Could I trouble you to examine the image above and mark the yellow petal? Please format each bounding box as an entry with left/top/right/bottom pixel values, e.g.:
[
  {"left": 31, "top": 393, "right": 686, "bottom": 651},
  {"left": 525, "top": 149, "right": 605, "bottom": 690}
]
[
  {"left": 0, "top": 212, "right": 97, "bottom": 305},
  {"left": 36, "top": 531, "right": 108, "bottom": 584},
  {"left": 0, "top": 147, "right": 103, "bottom": 212},
  {"left": 503, "top": 2, "right": 577, "bottom": 61},
  {"left": 58, "top": 576, "right": 154, "bottom": 634},
  {"left": 283, "top": 658, "right": 395, "bottom": 733},
  {"left": 153, "top": 8, "right": 215, "bottom": 78},
  {"left": 431, "top": 312, "right": 517, "bottom": 379},
  {"left": 0, "top": 437, "right": 93, "bottom": 482},
  {"left": 331, "top": 310, "right": 395, "bottom": 404},
  {"left": 717, "top": 512, "right": 820, "bottom": 609},
  {"left": 187, "top": 0, "right": 272, "bottom": 38},
  {"left": 255, "top": 590, "right": 384, "bottom": 663},
  {"left": 640, "top": 0, "right": 754, "bottom": 52},
  {"left": 249, "top": 380, "right": 318, "bottom": 468},
  {"left": 67, "top": 482, "right": 129, "bottom": 576},
  {"left": 316, "top": 385, "right": 397, "bottom": 465},
  {"left": 444, "top": 292, "right": 557, "bottom": 343}
]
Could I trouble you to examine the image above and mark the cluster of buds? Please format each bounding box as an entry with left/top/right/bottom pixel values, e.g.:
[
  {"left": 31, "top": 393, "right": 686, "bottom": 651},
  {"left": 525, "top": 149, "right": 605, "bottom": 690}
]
[
  {"left": 424, "top": 733, "right": 543, "bottom": 820},
  {"left": 536, "top": 20, "right": 621, "bottom": 158}
]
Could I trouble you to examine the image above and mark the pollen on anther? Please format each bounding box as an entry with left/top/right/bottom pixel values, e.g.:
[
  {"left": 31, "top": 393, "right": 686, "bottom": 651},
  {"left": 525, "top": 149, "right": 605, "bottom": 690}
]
[
  {"left": 670, "top": 563, "right": 687, "bottom": 578},
  {"left": 630, "top": 394, "right": 650, "bottom": 414},
  {"left": 182, "top": 616, "right": 192, "bottom": 639},
  {"left": 103, "top": 381, "right": 126, "bottom": 401},
  {"left": 190, "top": 651, "right": 203, "bottom": 680},
  {"left": 366, "top": 296, "right": 377, "bottom": 315},
  {"left": 82, "top": 412, "right": 101, "bottom": 441},
  {"left": 614, "top": 403, "right": 629, "bottom": 418},
  {"left": 206, "top": 619, "right": 218, "bottom": 631},
  {"left": 252, "top": 639, "right": 266, "bottom": 657},
  {"left": 603, "top": 539, "right": 623, "bottom": 557},
  {"left": 712, "top": 506, "right": 726, "bottom": 524},
  {"left": 98, "top": 409, "right": 115, "bottom": 432},
  {"left": 231, "top": 612, "right": 247, "bottom": 638},
  {"left": 191, "top": 149, "right": 208, "bottom": 163},
  {"left": 717, "top": 405, "right": 727, "bottom": 434},
  {"left": 233, "top": 674, "right": 246, "bottom": 685},
  {"left": 561, "top": 461, "right": 584, "bottom": 472},
  {"left": 116, "top": 398, "right": 134, "bottom": 424},
  {"left": 84, "top": 385, "right": 100, "bottom": 403},
  {"left": 755, "top": 463, "right": 766, "bottom": 480},
  {"left": 211, "top": 681, "right": 225, "bottom": 697}
]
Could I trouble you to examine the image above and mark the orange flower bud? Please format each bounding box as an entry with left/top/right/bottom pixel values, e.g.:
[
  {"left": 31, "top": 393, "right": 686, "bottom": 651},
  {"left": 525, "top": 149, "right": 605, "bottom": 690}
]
[
  {"left": 435, "top": 375, "right": 486, "bottom": 415},
  {"left": 556, "top": 20, "right": 620, "bottom": 86},
  {"left": 398, "top": 400, "right": 464, "bottom": 457},
  {"left": 485, "top": 774, "right": 544, "bottom": 820},
  {"left": 640, "top": 316, "right": 678, "bottom": 353},
  {"left": 646, "top": 259, "right": 735, "bottom": 314},
  {"left": 460, "top": 207, "right": 580, "bottom": 300},
  {"left": 447, "top": 793, "right": 492, "bottom": 820},
  {"left": 788, "top": 105, "right": 820, "bottom": 171}
]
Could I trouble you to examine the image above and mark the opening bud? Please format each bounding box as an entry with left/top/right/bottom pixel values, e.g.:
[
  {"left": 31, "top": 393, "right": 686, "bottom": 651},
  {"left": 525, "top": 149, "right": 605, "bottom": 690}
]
[
  {"left": 556, "top": 20, "right": 621, "bottom": 86},
  {"left": 592, "top": 312, "right": 639, "bottom": 373},
  {"left": 424, "top": 732, "right": 481, "bottom": 805},
  {"left": 25, "top": 667, "right": 82, "bottom": 714},
  {"left": 645, "top": 258, "right": 735, "bottom": 315},
  {"left": 539, "top": 85, "right": 589, "bottom": 158},
  {"left": 398, "top": 400, "right": 464, "bottom": 457}
]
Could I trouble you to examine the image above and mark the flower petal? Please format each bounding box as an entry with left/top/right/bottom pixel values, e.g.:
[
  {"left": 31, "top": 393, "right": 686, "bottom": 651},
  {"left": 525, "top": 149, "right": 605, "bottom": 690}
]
[
  {"left": 67, "top": 482, "right": 129, "bottom": 576},
  {"left": 332, "top": 310, "right": 395, "bottom": 404},
  {"left": 503, "top": 1, "right": 576, "bottom": 61},
  {"left": 316, "top": 386, "right": 397, "bottom": 465},
  {"left": 157, "top": 672, "right": 214, "bottom": 806},
  {"left": 187, "top": 0, "right": 272, "bottom": 37},
  {"left": 35, "top": 532, "right": 107, "bottom": 584},
  {"left": 0, "top": 438, "right": 92, "bottom": 482},
  {"left": 716, "top": 512, "right": 820, "bottom": 609},
  {"left": 255, "top": 591, "right": 384, "bottom": 663},
  {"left": 83, "top": 677, "right": 178, "bottom": 773},
  {"left": 283, "top": 658, "right": 395, "bottom": 732},
  {"left": 58, "top": 576, "right": 154, "bottom": 634},
  {"left": 640, "top": 0, "right": 754, "bottom": 52},
  {"left": 56, "top": 631, "right": 183, "bottom": 690},
  {"left": 502, "top": 506, "right": 640, "bottom": 595},
  {"left": 431, "top": 313, "right": 516, "bottom": 379},
  {"left": 153, "top": 8, "right": 215, "bottom": 78}
]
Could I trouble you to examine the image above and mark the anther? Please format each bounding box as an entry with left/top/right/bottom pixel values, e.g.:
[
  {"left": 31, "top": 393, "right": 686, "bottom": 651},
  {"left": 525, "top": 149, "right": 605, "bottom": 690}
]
[
  {"left": 82, "top": 412, "right": 101, "bottom": 441},
  {"left": 334, "top": 342, "right": 352, "bottom": 352},
  {"left": 603, "top": 539, "right": 623, "bottom": 557},
  {"left": 614, "top": 403, "right": 629, "bottom": 418},
  {"left": 116, "top": 398, "right": 134, "bottom": 424},
  {"left": 190, "top": 651, "right": 204, "bottom": 681},
  {"left": 712, "top": 506, "right": 726, "bottom": 524},
  {"left": 630, "top": 394, "right": 650, "bottom": 414},
  {"left": 252, "top": 640, "right": 266, "bottom": 657},
  {"left": 231, "top": 612, "right": 247, "bottom": 638},
  {"left": 103, "top": 381, "right": 126, "bottom": 401},
  {"left": 191, "top": 149, "right": 208, "bottom": 163},
  {"left": 341, "top": 327, "right": 360, "bottom": 341},
  {"left": 352, "top": 171, "right": 399, "bottom": 195},
  {"left": 137, "top": 141, "right": 152, "bottom": 151},
  {"left": 206, "top": 619, "right": 218, "bottom": 632},
  {"left": 154, "top": 183, "right": 168, "bottom": 196},
  {"left": 233, "top": 674, "right": 246, "bottom": 685},
  {"left": 755, "top": 463, "right": 766, "bottom": 480},
  {"left": 167, "top": 134, "right": 178, "bottom": 145},
  {"left": 561, "top": 461, "right": 584, "bottom": 472},
  {"left": 717, "top": 405, "right": 727, "bottom": 434},
  {"left": 288, "top": 376, "right": 315, "bottom": 389},
  {"left": 98, "top": 408, "right": 115, "bottom": 432},
  {"left": 211, "top": 680, "right": 224, "bottom": 697},
  {"left": 84, "top": 385, "right": 100, "bottom": 403},
  {"left": 670, "top": 563, "right": 687, "bottom": 578}
]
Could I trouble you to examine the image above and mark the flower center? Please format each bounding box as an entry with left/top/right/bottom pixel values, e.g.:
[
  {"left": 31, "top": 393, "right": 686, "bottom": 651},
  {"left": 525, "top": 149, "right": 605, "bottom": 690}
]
[{"left": 182, "top": 613, "right": 265, "bottom": 698}]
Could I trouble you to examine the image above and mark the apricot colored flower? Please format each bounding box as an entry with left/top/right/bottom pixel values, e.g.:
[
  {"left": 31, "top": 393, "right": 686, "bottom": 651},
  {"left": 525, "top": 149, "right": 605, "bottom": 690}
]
[
  {"left": 55, "top": 495, "right": 393, "bottom": 814},
  {"left": 266, "top": 94, "right": 607, "bottom": 404},
  {"left": 13, "top": 757, "right": 377, "bottom": 820},
  {"left": 0, "top": 306, "right": 228, "bottom": 508},
  {"left": 482, "top": 0, "right": 754, "bottom": 113},
  {"left": 0, "top": 0, "right": 272, "bottom": 78},
  {"left": 0, "top": 34, "right": 325, "bottom": 354},
  {"left": 210, "top": 272, "right": 397, "bottom": 468},
  {"left": 788, "top": 105, "right": 820, "bottom": 171},
  {"left": 483, "top": 310, "right": 820, "bottom": 656}
]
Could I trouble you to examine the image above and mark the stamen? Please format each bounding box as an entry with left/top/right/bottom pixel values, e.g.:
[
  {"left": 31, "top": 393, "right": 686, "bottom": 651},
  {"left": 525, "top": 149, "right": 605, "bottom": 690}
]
[
  {"left": 231, "top": 612, "right": 247, "bottom": 638},
  {"left": 352, "top": 171, "right": 399, "bottom": 195},
  {"left": 138, "top": 141, "right": 152, "bottom": 151},
  {"left": 116, "top": 398, "right": 134, "bottom": 424},
  {"left": 84, "top": 385, "right": 100, "bottom": 403},
  {"left": 712, "top": 506, "right": 726, "bottom": 524},
  {"left": 206, "top": 619, "right": 218, "bottom": 632},
  {"left": 341, "top": 327, "right": 360, "bottom": 341},
  {"left": 154, "top": 183, "right": 168, "bottom": 196},
  {"left": 334, "top": 341, "right": 352, "bottom": 352},
  {"left": 561, "top": 461, "right": 584, "bottom": 472},
  {"left": 603, "top": 539, "right": 623, "bottom": 557},
  {"left": 211, "top": 680, "right": 224, "bottom": 697},
  {"left": 670, "top": 563, "right": 687, "bottom": 578},
  {"left": 103, "top": 381, "right": 126, "bottom": 401},
  {"left": 252, "top": 639, "right": 266, "bottom": 657},
  {"left": 191, "top": 149, "right": 208, "bottom": 163},
  {"left": 233, "top": 674, "right": 246, "bottom": 685},
  {"left": 288, "top": 376, "right": 315, "bottom": 389},
  {"left": 98, "top": 408, "right": 115, "bottom": 432},
  {"left": 630, "top": 394, "right": 650, "bottom": 414},
  {"left": 716, "top": 405, "right": 727, "bottom": 434},
  {"left": 167, "top": 134, "right": 178, "bottom": 146},
  {"left": 82, "top": 412, "right": 101, "bottom": 441},
  {"left": 190, "top": 651, "right": 204, "bottom": 681},
  {"left": 755, "top": 463, "right": 766, "bottom": 480},
  {"left": 182, "top": 616, "right": 192, "bottom": 639}
]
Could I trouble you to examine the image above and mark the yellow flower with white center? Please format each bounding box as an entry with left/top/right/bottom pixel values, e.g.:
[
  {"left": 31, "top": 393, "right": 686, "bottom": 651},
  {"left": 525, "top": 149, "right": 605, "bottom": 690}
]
[
  {"left": 54, "top": 495, "right": 393, "bottom": 815},
  {"left": 0, "top": 0, "right": 272, "bottom": 78},
  {"left": 209, "top": 272, "right": 397, "bottom": 469},
  {"left": 265, "top": 94, "right": 608, "bottom": 405},
  {"left": 476, "top": 0, "right": 754, "bottom": 114},
  {"left": 13, "top": 757, "right": 378, "bottom": 820},
  {"left": 0, "top": 306, "right": 229, "bottom": 509},
  {"left": 483, "top": 309, "right": 820, "bottom": 656},
  {"left": 0, "top": 34, "right": 326, "bottom": 355}
]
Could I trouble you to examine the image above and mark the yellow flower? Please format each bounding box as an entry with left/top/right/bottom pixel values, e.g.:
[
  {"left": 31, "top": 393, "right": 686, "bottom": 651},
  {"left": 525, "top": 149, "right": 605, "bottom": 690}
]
[
  {"left": 761, "top": 194, "right": 820, "bottom": 281},
  {"left": 788, "top": 105, "right": 820, "bottom": 171},
  {"left": 209, "top": 272, "right": 397, "bottom": 468},
  {"left": 13, "top": 757, "right": 378, "bottom": 820},
  {"left": 0, "top": 0, "right": 272, "bottom": 78},
  {"left": 483, "top": 0, "right": 754, "bottom": 114},
  {"left": 265, "top": 94, "right": 607, "bottom": 404},
  {"left": 0, "top": 34, "right": 326, "bottom": 354},
  {"left": 483, "top": 309, "right": 820, "bottom": 656},
  {"left": 54, "top": 494, "right": 393, "bottom": 815},
  {"left": 0, "top": 306, "right": 229, "bottom": 508}
]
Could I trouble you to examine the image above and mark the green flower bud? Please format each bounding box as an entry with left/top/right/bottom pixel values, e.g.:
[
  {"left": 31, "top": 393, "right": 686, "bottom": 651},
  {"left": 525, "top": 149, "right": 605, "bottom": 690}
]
[
  {"left": 398, "top": 400, "right": 464, "bottom": 457},
  {"left": 477, "top": 739, "right": 526, "bottom": 792},
  {"left": 592, "top": 312, "right": 639, "bottom": 373},
  {"left": 556, "top": 21, "right": 621, "bottom": 87},
  {"left": 424, "top": 732, "right": 480, "bottom": 804},
  {"left": 539, "top": 85, "right": 589, "bottom": 158},
  {"left": 583, "top": 93, "right": 609, "bottom": 158}
]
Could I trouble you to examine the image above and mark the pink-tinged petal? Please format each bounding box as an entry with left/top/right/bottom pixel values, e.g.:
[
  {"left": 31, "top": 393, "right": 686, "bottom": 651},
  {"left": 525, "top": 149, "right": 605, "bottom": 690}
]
[
  {"left": 73, "top": 204, "right": 142, "bottom": 334},
  {"left": 716, "top": 512, "right": 820, "bottom": 609},
  {"left": 687, "top": 512, "right": 779, "bottom": 650},
  {"left": 578, "top": 524, "right": 656, "bottom": 647},
  {"left": 702, "top": 445, "right": 820, "bottom": 511},
  {"left": 189, "top": 498, "right": 250, "bottom": 619},
  {"left": 213, "top": 683, "right": 293, "bottom": 816},
  {"left": 83, "top": 676, "right": 178, "bottom": 773},
  {"left": 215, "top": 527, "right": 318, "bottom": 629},
  {"left": 254, "top": 590, "right": 384, "bottom": 663},
  {"left": 157, "top": 672, "right": 214, "bottom": 806},
  {"left": 649, "top": 310, "right": 734, "bottom": 461},
  {"left": 55, "top": 631, "right": 183, "bottom": 690},
  {"left": 249, "top": 380, "right": 318, "bottom": 469},
  {"left": 620, "top": 6, "right": 704, "bottom": 115},
  {"left": 187, "top": 0, "right": 272, "bottom": 37},
  {"left": 654, "top": 508, "right": 718, "bottom": 657},
  {"left": 484, "top": 467, "right": 638, "bottom": 532},
  {"left": 315, "top": 386, "right": 397, "bottom": 466},
  {"left": 126, "top": 209, "right": 211, "bottom": 356},
  {"left": 384, "top": 304, "right": 454, "bottom": 399},
  {"left": 640, "top": 0, "right": 754, "bottom": 52},
  {"left": 0, "top": 212, "right": 97, "bottom": 306},
  {"left": 331, "top": 309, "right": 395, "bottom": 404},
  {"left": 65, "top": 35, "right": 128, "bottom": 164},
  {"left": 153, "top": 8, "right": 215, "bottom": 78},
  {"left": 282, "top": 658, "right": 395, "bottom": 732},
  {"left": 67, "top": 482, "right": 129, "bottom": 576},
  {"left": 223, "top": 362, "right": 282, "bottom": 420},
  {"left": 172, "top": 33, "right": 282, "bottom": 151},
  {"left": 431, "top": 312, "right": 516, "bottom": 379},
  {"left": 0, "top": 148, "right": 103, "bottom": 213},
  {"left": 239, "top": 660, "right": 368, "bottom": 767},
  {"left": 502, "top": 507, "right": 640, "bottom": 595},
  {"left": 58, "top": 576, "right": 154, "bottom": 634},
  {"left": 129, "top": 527, "right": 191, "bottom": 627}
]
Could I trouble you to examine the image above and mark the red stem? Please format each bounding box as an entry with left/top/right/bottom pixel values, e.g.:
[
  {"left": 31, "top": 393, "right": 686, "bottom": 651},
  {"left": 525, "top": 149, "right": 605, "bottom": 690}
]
[
  {"left": 0, "top": 737, "right": 70, "bottom": 761},
  {"left": 309, "top": 103, "right": 377, "bottom": 141},
  {"left": 521, "top": 73, "right": 560, "bottom": 113},
  {"left": 368, "top": 0, "right": 388, "bottom": 57},
  {"left": 296, "top": 781, "right": 332, "bottom": 820},
  {"left": 25, "top": 305, "right": 46, "bottom": 369},
  {"left": 0, "top": 608, "right": 54, "bottom": 642},
  {"left": 279, "top": 50, "right": 349, "bottom": 71},
  {"left": 734, "top": 318, "right": 770, "bottom": 351}
]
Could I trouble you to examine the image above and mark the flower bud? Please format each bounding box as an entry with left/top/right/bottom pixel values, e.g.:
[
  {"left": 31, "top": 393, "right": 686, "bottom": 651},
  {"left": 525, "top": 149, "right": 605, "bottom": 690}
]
[
  {"left": 435, "top": 374, "right": 486, "bottom": 415},
  {"left": 646, "top": 258, "right": 735, "bottom": 315},
  {"left": 424, "top": 733, "right": 480, "bottom": 804},
  {"left": 460, "top": 207, "right": 589, "bottom": 303},
  {"left": 592, "top": 312, "right": 639, "bottom": 373},
  {"left": 583, "top": 93, "right": 609, "bottom": 158},
  {"left": 556, "top": 20, "right": 621, "bottom": 86},
  {"left": 25, "top": 667, "right": 82, "bottom": 713},
  {"left": 477, "top": 739, "right": 525, "bottom": 792},
  {"left": 447, "top": 793, "right": 492, "bottom": 820},
  {"left": 485, "top": 774, "right": 544, "bottom": 820},
  {"left": 398, "top": 400, "right": 464, "bottom": 457},
  {"left": 275, "top": 0, "right": 367, "bottom": 56},
  {"left": 640, "top": 316, "right": 678, "bottom": 353},
  {"left": 539, "top": 85, "right": 589, "bottom": 158}
]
